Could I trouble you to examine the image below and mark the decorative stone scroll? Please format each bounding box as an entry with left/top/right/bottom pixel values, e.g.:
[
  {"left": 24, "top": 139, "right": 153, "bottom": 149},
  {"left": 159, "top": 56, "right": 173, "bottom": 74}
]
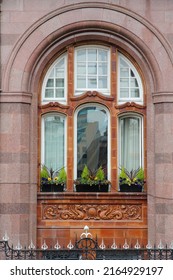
[{"left": 42, "top": 204, "right": 142, "bottom": 221}]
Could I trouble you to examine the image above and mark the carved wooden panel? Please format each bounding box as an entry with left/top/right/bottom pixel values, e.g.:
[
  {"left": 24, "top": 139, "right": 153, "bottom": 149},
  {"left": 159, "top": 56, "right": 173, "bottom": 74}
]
[{"left": 42, "top": 204, "right": 142, "bottom": 221}]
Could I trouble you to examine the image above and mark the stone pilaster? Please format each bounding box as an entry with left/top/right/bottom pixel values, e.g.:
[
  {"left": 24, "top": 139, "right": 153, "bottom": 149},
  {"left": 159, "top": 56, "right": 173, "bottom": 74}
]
[{"left": 0, "top": 92, "right": 37, "bottom": 246}]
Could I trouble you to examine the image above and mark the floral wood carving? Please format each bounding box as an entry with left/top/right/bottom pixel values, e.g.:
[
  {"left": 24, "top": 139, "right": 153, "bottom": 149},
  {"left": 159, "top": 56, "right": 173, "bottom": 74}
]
[
  {"left": 43, "top": 204, "right": 142, "bottom": 220},
  {"left": 70, "top": 91, "right": 114, "bottom": 102}
]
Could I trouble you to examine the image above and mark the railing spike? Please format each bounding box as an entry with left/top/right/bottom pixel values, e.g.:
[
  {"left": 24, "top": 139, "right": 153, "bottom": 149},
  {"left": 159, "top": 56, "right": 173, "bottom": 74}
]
[
  {"left": 123, "top": 239, "right": 129, "bottom": 249},
  {"left": 67, "top": 240, "right": 74, "bottom": 250},
  {"left": 146, "top": 240, "right": 152, "bottom": 249},
  {"left": 2, "top": 231, "right": 9, "bottom": 241},
  {"left": 54, "top": 240, "right": 61, "bottom": 250},
  {"left": 16, "top": 240, "right": 22, "bottom": 250},
  {"left": 134, "top": 239, "right": 140, "bottom": 249},
  {"left": 28, "top": 240, "right": 35, "bottom": 250},
  {"left": 99, "top": 238, "right": 106, "bottom": 249},
  {"left": 158, "top": 239, "right": 164, "bottom": 249},
  {"left": 41, "top": 240, "right": 48, "bottom": 250},
  {"left": 111, "top": 239, "right": 117, "bottom": 249}
]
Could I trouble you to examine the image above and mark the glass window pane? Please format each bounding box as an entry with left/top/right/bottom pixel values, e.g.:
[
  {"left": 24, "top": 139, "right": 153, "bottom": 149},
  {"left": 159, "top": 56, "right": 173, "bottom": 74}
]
[
  {"left": 49, "top": 69, "right": 54, "bottom": 78},
  {"left": 55, "top": 58, "right": 64, "bottom": 68},
  {"left": 120, "top": 116, "right": 141, "bottom": 171},
  {"left": 45, "top": 89, "right": 54, "bottom": 98},
  {"left": 44, "top": 115, "right": 65, "bottom": 170},
  {"left": 77, "top": 63, "right": 86, "bottom": 74},
  {"left": 131, "top": 78, "right": 139, "bottom": 87},
  {"left": 130, "top": 69, "right": 135, "bottom": 77},
  {"left": 88, "top": 49, "right": 97, "bottom": 61},
  {"left": 46, "top": 79, "right": 54, "bottom": 87},
  {"left": 131, "top": 88, "right": 140, "bottom": 98},
  {"left": 77, "top": 76, "right": 86, "bottom": 88},
  {"left": 120, "top": 57, "right": 129, "bottom": 67},
  {"left": 98, "top": 77, "right": 107, "bottom": 88},
  {"left": 120, "top": 68, "right": 129, "bottom": 77},
  {"left": 77, "top": 106, "right": 108, "bottom": 178},
  {"left": 77, "top": 50, "right": 86, "bottom": 61},
  {"left": 120, "top": 78, "right": 129, "bottom": 87},
  {"left": 88, "top": 77, "right": 97, "bottom": 88},
  {"left": 98, "top": 50, "right": 107, "bottom": 61},
  {"left": 120, "top": 88, "right": 129, "bottom": 98},
  {"left": 88, "top": 63, "right": 97, "bottom": 74},
  {"left": 55, "top": 89, "right": 64, "bottom": 98},
  {"left": 55, "top": 68, "right": 64, "bottom": 78},
  {"left": 56, "top": 78, "right": 64, "bottom": 87},
  {"left": 98, "top": 63, "right": 107, "bottom": 75}
]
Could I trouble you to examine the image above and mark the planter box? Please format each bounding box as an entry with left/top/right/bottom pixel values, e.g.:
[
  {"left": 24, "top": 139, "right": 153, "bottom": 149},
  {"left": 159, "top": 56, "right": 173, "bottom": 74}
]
[
  {"left": 75, "top": 184, "right": 109, "bottom": 192},
  {"left": 119, "top": 184, "right": 142, "bottom": 192},
  {"left": 41, "top": 184, "right": 65, "bottom": 192}
]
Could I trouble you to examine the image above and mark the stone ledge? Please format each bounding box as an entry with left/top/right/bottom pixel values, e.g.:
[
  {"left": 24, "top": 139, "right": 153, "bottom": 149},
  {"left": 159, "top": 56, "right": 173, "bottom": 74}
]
[{"left": 0, "top": 92, "right": 32, "bottom": 104}]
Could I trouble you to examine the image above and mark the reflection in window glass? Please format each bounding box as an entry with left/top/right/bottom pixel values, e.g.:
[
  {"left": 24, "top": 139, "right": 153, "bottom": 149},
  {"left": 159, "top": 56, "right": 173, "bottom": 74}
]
[{"left": 77, "top": 106, "right": 108, "bottom": 178}]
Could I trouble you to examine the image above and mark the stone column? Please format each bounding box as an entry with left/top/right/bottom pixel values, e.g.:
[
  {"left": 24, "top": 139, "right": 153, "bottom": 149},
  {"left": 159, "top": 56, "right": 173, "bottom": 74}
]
[
  {"left": 148, "top": 93, "right": 173, "bottom": 244},
  {"left": 0, "top": 92, "right": 37, "bottom": 247}
]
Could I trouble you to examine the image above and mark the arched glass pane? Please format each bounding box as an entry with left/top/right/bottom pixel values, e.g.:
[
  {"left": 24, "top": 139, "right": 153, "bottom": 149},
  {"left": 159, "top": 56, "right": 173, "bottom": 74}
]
[
  {"left": 43, "top": 115, "right": 65, "bottom": 171},
  {"left": 77, "top": 106, "right": 108, "bottom": 178},
  {"left": 120, "top": 115, "right": 142, "bottom": 171},
  {"left": 42, "top": 55, "right": 66, "bottom": 101},
  {"left": 119, "top": 55, "right": 143, "bottom": 103}
]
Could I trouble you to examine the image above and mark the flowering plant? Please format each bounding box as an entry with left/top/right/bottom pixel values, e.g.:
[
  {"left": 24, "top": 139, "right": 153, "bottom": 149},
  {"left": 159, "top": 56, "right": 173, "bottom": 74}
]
[
  {"left": 74, "top": 165, "right": 110, "bottom": 186},
  {"left": 41, "top": 165, "right": 67, "bottom": 185},
  {"left": 119, "top": 167, "right": 145, "bottom": 187}
]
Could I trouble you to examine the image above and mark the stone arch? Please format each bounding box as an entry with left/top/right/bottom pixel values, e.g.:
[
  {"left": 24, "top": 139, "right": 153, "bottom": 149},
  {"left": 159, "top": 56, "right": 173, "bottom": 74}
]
[{"left": 2, "top": 2, "right": 173, "bottom": 96}]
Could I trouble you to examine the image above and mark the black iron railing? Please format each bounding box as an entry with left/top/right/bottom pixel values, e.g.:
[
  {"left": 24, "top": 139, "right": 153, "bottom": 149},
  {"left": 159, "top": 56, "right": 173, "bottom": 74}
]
[{"left": 1, "top": 227, "right": 173, "bottom": 260}]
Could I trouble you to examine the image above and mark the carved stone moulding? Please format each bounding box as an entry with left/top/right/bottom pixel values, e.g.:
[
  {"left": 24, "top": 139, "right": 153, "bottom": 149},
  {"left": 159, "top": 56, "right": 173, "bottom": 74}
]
[
  {"left": 115, "top": 102, "right": 146, "bottom": 110},
  {"left": 70, "top": 91, "right": 114, "bottom": 102},
  {"left": 42, "top": 203, "right": 142, "bottom": 221},
  {"left": 39, "top": 102, "right": 70, "bottom": 109}
]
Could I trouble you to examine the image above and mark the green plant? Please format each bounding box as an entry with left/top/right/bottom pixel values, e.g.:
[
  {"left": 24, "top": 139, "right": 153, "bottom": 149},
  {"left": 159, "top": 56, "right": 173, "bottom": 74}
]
[
  {"left": 74, "top": 165, "right": 110, "bottom": 186},
  {"left": 119, "top": 167, "right": 145, "bottom": 187},
  {"left": 40, "top": 166, "right": 49, "bottom": 179},
  {"left": 40, "top": 164, "right": 67, "bottom": 185},
  {"left": 58, "top": 167, "right": 67, "bottom": 183}
]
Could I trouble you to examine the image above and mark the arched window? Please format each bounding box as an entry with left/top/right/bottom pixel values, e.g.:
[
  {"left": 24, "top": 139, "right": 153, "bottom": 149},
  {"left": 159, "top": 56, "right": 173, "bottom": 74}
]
[
  {"left": 118, "top": 54, "right": 143, "bottom": 104},
  {"left": 39, "top": 45, "right": 145, "bottom": 191},
  {"left": 119, "top": 114, "right": 143, "bottom": 171},
  {"left": 42, "top": 54, "right": 67, "bottom": 103},
  {"left": 41, "top": 114, "right": 66, "bottom": 171},
  {"left": 75, "top": 104, "right": 110, "bottom": 179}
]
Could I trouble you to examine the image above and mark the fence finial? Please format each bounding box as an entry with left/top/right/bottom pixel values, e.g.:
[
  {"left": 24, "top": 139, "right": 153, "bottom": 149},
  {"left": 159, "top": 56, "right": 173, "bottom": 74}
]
[{"left": 80, "top": 225, "right": 92, "bottom": 238}]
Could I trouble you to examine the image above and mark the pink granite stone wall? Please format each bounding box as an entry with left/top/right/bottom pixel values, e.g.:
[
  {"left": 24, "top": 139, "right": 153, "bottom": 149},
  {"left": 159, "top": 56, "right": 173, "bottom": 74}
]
[{"left": 1, "top": 0, "right": 173, "bottom": 246}]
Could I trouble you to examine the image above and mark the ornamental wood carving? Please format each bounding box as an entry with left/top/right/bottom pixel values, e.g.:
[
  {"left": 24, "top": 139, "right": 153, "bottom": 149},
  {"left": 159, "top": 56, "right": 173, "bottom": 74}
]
[{"left": 43, "top": 204, "right": 142, "bottom": 220}]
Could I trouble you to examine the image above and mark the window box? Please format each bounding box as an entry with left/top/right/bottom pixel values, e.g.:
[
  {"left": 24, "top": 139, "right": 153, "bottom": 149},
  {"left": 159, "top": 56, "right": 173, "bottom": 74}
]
[
  {"left": 75, "top": 183, "right": 109, "bottom": 192},
  {"left": 119, "top": 184, "right": 142, "bottom": 192},
  {"left": 41, "top": 183, "right": 65, "bottom": 192}
]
